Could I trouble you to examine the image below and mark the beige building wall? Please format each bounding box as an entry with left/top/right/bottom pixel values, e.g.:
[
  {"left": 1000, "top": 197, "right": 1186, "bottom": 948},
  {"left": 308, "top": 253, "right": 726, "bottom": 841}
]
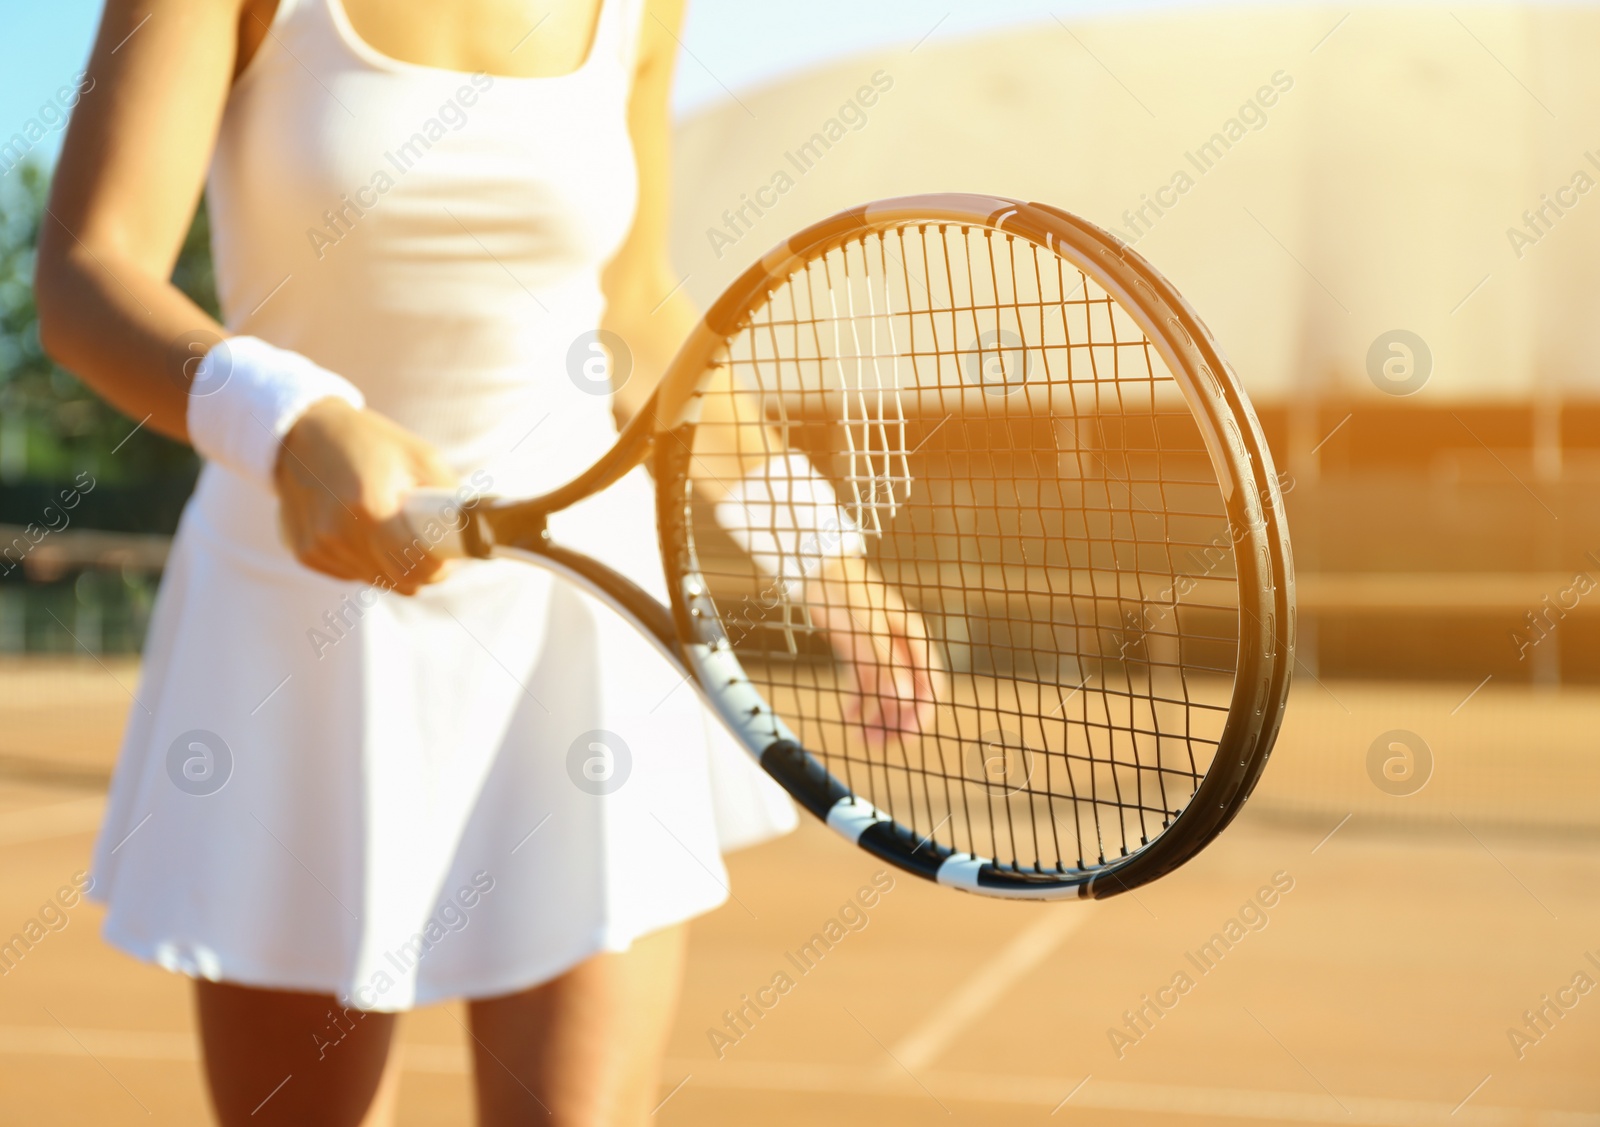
[{"left": 670, "top": 4, "right": 1600, "bottom": 404}]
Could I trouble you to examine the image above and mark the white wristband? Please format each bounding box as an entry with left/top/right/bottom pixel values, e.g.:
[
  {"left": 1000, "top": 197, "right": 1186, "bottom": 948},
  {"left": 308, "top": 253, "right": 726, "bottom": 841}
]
[
  {"left": 186, "top": 335, "right": 366, "bottom": 489},
  {"left": 714, "top": 453, "right": 866, "bottom": 586}
]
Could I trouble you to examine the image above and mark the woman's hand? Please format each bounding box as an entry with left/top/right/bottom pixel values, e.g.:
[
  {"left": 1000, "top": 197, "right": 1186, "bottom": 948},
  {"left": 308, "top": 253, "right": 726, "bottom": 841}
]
[
  {"left": 274, "top": 399, "right": 458, "bottom": 595},
  {"left": 807, "top": 555, "right": 946, "bottom": 742}
]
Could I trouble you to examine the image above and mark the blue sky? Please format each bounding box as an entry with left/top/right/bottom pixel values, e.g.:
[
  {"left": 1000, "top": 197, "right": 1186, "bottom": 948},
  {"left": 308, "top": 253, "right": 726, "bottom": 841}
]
[
  {"left": 0, "top": 0, "right": 1296, "bottom": 173},
  {"left": 1, "top": 1, "right": 100, "bottom": 170}
]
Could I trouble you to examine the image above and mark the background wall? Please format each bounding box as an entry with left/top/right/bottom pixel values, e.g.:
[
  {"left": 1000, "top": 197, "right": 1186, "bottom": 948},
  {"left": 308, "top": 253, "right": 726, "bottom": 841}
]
[
  {"left": 670, "top": 5, "right": 1600, "bottom": 403},
  {"left": 668, "top": 4, "right": 1600, "bottom": 683}
]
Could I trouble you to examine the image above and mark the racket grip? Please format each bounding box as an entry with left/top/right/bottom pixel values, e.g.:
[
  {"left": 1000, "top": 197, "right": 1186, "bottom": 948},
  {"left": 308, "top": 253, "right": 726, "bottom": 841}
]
[{"left": 400, "top": 488, "right": 488, "bottom": 560}]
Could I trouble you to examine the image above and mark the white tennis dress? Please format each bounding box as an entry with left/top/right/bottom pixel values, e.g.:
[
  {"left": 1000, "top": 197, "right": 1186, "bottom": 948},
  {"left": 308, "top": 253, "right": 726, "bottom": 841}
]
[{"left": 88, "top": 0, "right": 795, "bottom": 1011}]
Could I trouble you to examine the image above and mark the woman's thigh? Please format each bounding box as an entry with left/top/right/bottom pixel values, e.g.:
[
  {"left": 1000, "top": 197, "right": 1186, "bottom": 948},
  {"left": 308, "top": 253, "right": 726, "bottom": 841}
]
[
  {"left": 194, "top": 979, "right": 401, "bottom": 1127},
  {"left": 467, "top": 923, "right": 688, "bottom": 1127}
]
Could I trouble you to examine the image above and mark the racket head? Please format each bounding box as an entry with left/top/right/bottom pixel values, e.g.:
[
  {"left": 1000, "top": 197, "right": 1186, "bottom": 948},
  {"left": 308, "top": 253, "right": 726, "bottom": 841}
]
[{"left": 656, "top": 194, "right": 1293, "bottom": 899}]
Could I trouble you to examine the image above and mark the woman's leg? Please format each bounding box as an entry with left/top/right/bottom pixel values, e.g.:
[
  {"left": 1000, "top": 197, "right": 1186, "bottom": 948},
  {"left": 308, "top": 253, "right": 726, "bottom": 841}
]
[
  {"left": 468, "top": 923, "right": 688, "bottom": 1127},
  {"left": 194, "top": 980, "right": 401, "bottom": 1127}
]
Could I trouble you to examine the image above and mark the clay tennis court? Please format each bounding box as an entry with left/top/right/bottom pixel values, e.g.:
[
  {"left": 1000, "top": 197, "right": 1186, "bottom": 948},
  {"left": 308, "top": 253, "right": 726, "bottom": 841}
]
[{"left": 2, "top": 658, "right": 1596, "bottom": 1124}]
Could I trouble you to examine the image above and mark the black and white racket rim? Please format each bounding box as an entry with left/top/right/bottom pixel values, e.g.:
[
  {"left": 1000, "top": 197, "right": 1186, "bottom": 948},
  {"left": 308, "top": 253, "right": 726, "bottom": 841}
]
[{"left": 656, "top": 194, "right": 1293, "bottom": 900}]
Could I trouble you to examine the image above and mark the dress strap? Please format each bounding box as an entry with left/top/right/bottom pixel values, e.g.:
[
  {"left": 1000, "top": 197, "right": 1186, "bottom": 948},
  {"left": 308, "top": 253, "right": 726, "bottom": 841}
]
[{"left": 594, "top": 0, "right": 647, "bottom": 74}]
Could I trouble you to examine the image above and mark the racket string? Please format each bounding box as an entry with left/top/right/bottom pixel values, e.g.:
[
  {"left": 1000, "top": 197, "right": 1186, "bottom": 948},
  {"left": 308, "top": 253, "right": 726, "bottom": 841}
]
[{"left": 689, "top": 221, "right": 1239, "bottom": 874}]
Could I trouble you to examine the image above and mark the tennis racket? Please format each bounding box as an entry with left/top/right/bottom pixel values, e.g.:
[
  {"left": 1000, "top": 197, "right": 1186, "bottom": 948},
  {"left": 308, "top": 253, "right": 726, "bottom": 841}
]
[{"left": 404, "top": 193, "right": 1294, "bottom": 900}]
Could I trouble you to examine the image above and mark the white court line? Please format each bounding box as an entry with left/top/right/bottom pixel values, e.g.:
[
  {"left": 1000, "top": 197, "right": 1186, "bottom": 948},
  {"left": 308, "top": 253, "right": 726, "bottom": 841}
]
[
  {"left": 0, "top": 796, "right": 106, "bottom": 847},
  {"left": 0, "top": 1028, "right": 1591, "bottom": 1127},
  {"left": 681, "top": 1061, "right": 1600, "bottom": 1127},
  {"left": 887, "top": 907, "right": 1094, "bottom": 1072}
]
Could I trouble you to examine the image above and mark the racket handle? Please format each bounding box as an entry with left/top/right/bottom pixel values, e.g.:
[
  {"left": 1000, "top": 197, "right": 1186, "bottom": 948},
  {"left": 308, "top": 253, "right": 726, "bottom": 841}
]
[{"left": 400, "top": 488, "right": 490, "bottom": 560}]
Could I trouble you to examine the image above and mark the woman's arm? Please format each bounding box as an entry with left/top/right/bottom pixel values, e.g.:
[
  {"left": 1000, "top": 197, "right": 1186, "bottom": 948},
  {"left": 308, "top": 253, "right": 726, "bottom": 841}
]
[
  {"left": 600, "top": 0, "right": 697, "bottom": 426},
  {"left": 600, "top": 0, "right": 778, "bottom": 497},
  {"left": 600, "top": 3, "right": 941, "bottom": 737},
  {"left": 36, "top": 0, "right": 451, "bottom": 593},
  {"left": 36, "top": 0, "right": 245, "bottom": 440}
]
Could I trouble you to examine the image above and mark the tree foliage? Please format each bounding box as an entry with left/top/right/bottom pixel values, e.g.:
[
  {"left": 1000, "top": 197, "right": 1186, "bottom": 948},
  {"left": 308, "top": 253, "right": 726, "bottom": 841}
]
[{"left": 0, "top": 159, "right": 213, "bottom": 492}]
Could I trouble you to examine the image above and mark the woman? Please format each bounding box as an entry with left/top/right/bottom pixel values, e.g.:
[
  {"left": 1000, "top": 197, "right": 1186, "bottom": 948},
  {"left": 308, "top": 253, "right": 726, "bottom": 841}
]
[{"left": 36, "top": 0, "right": 939, "bottom": 1124}]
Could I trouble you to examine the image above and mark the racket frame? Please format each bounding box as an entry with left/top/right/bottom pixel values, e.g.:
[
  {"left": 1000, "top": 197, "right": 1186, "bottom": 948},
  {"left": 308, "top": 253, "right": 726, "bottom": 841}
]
[{"left": 449, "top": 194, "right": 1294, "bottom": 901}]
